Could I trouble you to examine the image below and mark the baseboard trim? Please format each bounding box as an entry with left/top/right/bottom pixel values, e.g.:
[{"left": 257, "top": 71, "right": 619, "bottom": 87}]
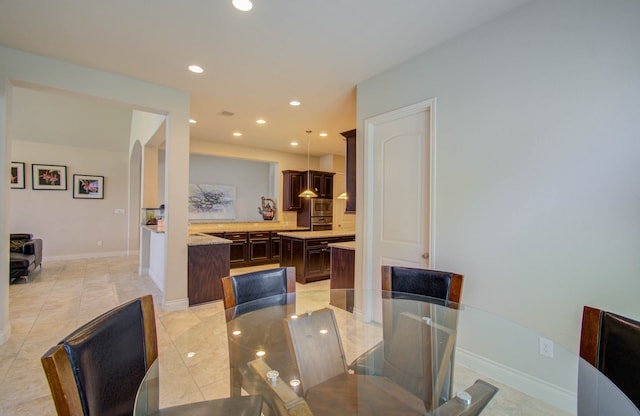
[
  {"left": 456, "top": 348, "right": 576, "bottom": 414},
  {"left": 44, "top": 251, "right": 131, "bottom": 261}
]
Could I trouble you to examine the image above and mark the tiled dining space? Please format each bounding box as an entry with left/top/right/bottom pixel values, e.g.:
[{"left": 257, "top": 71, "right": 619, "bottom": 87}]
[{"left": 1, "top": 255, "right": 570, "bottom": 416}]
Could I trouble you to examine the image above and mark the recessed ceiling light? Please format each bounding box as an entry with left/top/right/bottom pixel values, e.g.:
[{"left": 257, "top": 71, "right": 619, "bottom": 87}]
[
  {"left": 256, "top": 119, "right": 266, "bottom": 124},
  {"left": 232, "top": 0, "right": 253, "bottom": 11},
  {"left": 289, "top": 100, "right": 301, "bottom": 106},
  {"left": 189, "top": 119, "right": 197, "bottom": 124},
  {"left": 188, "top": 65, "right": 203, "bottom": 74},
  {"left": 290, "top": 141, "right": 299, "bottom": 147},
  {"left": 233, "top": 132, "right": 242, "bottom": 137},
  {"left": 319, "top": 132, "right": 328, "bottom": 137}
]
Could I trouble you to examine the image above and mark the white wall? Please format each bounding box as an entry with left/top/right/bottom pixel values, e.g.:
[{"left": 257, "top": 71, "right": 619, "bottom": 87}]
[
  {"left": 357, "top": 0, "right": 640, "bottom": 361},
  {"left": 10, "top": 141, "right": 129, "bottom": 258},
  {"left": 1, "top": 46, "right": 191, "bottom": 344}
]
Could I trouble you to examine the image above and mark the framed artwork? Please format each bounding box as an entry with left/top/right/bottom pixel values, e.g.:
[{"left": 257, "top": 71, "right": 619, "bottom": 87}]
[
  {"left": 188, "top": 184, "right": 236, "bottom": 220},
  {"left": 73, "top": 174, "right": 104, "bottom": 199},
  {"left": 10, "top": 162, "right": 25, "bottom": 189},
  {"left": 32, "top": 164, "right": 67, "bottom": 190}
]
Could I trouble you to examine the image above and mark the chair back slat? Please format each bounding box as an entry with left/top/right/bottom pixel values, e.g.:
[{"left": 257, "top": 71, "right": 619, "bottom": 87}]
[{"left": 285, "top": 308, "right": 347, "bottom": 394}]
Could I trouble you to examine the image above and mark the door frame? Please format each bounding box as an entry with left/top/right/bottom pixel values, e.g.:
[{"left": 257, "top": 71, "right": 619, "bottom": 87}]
[{"left": 360, "top": 98, "right": 437, "bottom": 318}]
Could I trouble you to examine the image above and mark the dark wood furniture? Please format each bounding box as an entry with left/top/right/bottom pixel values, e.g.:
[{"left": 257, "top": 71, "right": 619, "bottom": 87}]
[
  {"left": 282, "top": 170, "right": 335, "bottom": 211},
  {"left": 282, "top": 170, "right": 304, "bottom": 211},
  {"left": 329, "top": 243, "right": 355, "bottom": 312},
  {"left": 280, "top": 233, "right": 355, "bottom": 284},
  {"left": 309, "top": 170, "right": 335, "bottom": 198},
  {"left": 579, "top": 306, "right": 640, "bottom": 410},
  {"left": 205, "top": 230, "right": 297, "bottom": 269},
  {"left": 42, "top": 295, "right": 263, "bottom": 416},
  {"left": 341, "top": 128, "right": 356, "bottom": 213},
  {"left": 285, "top": 308, "right": 347, "bottom": 395},
  {"left": 350, "top": 265, "right": 464, "bottom": 408},
  {"left": 220, "top": 266, "right": 296, "bottom": 310},
  {"left": 381, "top": 265, "right": 464, "bottom": 304},
  {"left": 187, "top": 241, "right": 230, "bottom": 306}
]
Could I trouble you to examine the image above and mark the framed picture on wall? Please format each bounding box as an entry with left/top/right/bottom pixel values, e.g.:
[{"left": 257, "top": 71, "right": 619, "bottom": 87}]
[
  {"left": 73, "top": 174, "right": 104, "bottom": 199},
  {"left": 32, "top": 164, "right": 67, "bottom": 190},
  {"left": 10, "top": 162, "right": 25, "bottom": 189}
]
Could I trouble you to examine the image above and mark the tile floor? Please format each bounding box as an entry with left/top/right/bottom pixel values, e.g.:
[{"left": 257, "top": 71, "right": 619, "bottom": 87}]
[{"left": 0, "top": 255, "right": 572, "bottom": 415}]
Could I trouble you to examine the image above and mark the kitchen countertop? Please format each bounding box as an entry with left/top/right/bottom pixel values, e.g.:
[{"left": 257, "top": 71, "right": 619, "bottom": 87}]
[
  {"left": 188, "top": 233, "right": 232, "bottom": 246},
  {"left": 278, "top": 230, "right": 356, "bottom": 239},
  {"left": 328, "top": 241, "right": 356, "bottom": 250},
  {"left": 188, "top": 222, "right": 309, "bottom": 233}
]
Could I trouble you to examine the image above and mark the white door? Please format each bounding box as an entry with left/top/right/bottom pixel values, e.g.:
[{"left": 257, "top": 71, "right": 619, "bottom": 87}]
[{"left": 362, "top": 99, "right": 434, "bottom": 321}]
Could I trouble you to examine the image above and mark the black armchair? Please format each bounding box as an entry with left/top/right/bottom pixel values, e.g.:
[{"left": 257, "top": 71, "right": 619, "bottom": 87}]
[{"left": 9, "top": 233, "right": 43, "bottom": 283}]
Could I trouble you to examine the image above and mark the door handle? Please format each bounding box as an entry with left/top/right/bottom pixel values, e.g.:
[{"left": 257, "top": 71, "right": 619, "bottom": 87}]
[{"left": 422, "top": 252, "right": 429, "bottom": 260}]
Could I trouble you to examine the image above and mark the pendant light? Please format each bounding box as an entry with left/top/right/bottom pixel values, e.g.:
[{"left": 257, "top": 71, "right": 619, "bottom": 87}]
[{"left": 299, "top": 130, "right": 318, "bottom": 198}]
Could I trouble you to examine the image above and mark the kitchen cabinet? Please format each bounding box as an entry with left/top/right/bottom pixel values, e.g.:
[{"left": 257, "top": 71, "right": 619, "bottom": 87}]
[
  {"left": 310, "top": 171, "right": 335, "bottom": 198},
  {"left": 283, "top": 170, "right": 334, "bottom": 210},
  {"left": 249, "top": 231, "right": 270, "bottom": 261},
  {"left": 226, "top": 232, "right": 248, "bottom": 265},
  {"left": 270, "top": 231, "right": 282, "bottom": 260},
  {"left": 282, "top": 170, "right": 304, "bottom": 211},
  {"left": 341, "top": 129, "right": 356, "bottom": 213},
  {"left": 279, "top": 232, "right": 355, "bottom": 284},
  {"left": 205, "top": 229, "right": 298, "bottom": 268}
]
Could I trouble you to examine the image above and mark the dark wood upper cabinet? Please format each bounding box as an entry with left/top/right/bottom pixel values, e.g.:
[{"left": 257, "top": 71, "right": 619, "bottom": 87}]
[
  {"left": 310, "top": 171, "right": 335, "bottom": 199},
  {"left": 283, "top": 170, "right": 304, "bottom": 211},
  {"left": 341, "top": 129, "right": 356, "bottom": 213}
]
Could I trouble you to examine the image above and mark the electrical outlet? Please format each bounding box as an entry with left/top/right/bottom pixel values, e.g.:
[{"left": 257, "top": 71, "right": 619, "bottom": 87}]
[
  {"left": 539, "top": 337, "right": 554, "bottom": 358},
  {"left": 97, "top": 240, "right": 103, "bottom": 247}
]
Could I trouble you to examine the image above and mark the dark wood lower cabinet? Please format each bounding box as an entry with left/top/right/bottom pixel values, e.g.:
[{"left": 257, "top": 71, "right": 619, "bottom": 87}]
[
  {"left": 205, "top": 230, "right": 295, "bottom": 269},
  {"left": 280, "top": 235, "right": 355, "bottom": 284},
  {"left": 188, "top": 243, "right": 230, "bottom": 306},
  {"left": 330, "top": 246, "right": 355, "bottom": 312}
]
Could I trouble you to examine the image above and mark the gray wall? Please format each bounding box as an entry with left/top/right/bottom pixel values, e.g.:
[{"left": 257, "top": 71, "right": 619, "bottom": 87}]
[
  {"left": 357, "top": 0, "right": 640, "bottom": 353},
  {"left": 189, "top": 154, "right": 274, "bottom": 221}
]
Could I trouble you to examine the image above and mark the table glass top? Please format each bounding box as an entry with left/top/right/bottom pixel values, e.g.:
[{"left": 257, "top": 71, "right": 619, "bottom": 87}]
[{"left": 134, "top": 289, "right": 639, "bottom": 416}]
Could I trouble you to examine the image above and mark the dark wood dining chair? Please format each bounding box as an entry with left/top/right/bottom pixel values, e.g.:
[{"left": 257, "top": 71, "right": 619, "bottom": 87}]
[
  {"left": 221, "top": 266, "right": 296, "bottom": 320},
  {"left": 284, "top": 308, "right": 348, "bottom": 395},
  {"left": 383, "top": 311, "right": 456, "bottom": 411},
  {"left": 350, "top": 265, "right": 464, "bottom": 406},
  {"left": 41, "top": 294, "right": 263, "bottom": 416},
  {"left": 579, "top": 305, "right": 640, "bottom": 410},
  {"left": 381, "top": 265, "right": 464, "bottom": 305}
]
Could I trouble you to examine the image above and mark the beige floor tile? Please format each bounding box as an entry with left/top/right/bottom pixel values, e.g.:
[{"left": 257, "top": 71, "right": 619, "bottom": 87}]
[{"left": 0, "top": 255, "right": 572, "bottom": 415}]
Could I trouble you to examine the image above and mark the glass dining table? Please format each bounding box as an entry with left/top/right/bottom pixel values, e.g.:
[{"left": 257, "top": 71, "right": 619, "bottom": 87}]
[{"left": 134, "top": 289, "right": 640, "bottom": 416}]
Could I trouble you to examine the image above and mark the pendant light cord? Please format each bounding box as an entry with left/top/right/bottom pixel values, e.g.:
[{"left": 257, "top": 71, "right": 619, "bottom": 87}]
[{"left": 306, "top": 130, "right": 311, "bottom": 189}]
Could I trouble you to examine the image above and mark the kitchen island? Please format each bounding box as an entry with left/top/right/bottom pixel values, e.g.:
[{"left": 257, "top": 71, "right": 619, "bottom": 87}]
[
  {"left": 140, "top": 226, "right": 234, "bottom": 306},
  {"left": 187, "top": 233, "right": 232, "bottom": 306},
  {"left": 328, "top": 240, "right": 356, "bottom": 312},
  {"left": 279, "top": 230, "right": 356, "bottom": 284}
]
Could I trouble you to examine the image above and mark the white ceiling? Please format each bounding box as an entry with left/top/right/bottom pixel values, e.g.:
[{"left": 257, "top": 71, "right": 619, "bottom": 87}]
[{"left": 0, "top": 0, "right": 530, "bottom": 156}]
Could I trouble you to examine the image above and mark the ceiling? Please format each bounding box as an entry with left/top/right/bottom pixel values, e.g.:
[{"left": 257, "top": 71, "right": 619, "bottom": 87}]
[{"left": 0, "top": 0, "right": 530, "bottom": 156}]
